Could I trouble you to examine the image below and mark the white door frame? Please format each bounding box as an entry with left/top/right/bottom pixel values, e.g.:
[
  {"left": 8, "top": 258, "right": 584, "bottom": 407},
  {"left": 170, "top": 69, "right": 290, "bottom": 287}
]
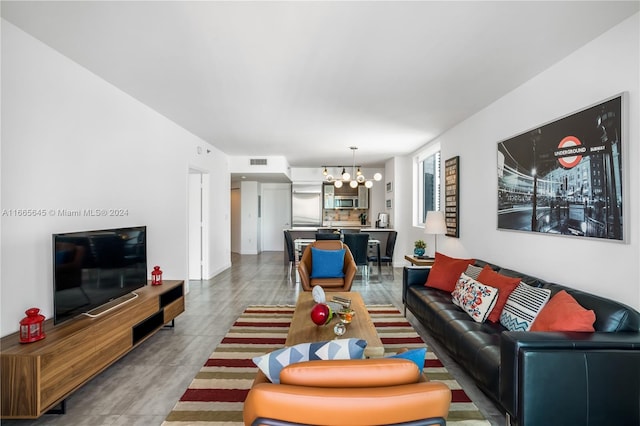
[{"left": 188, "top": 169, "right": 210, "bottom": 280}]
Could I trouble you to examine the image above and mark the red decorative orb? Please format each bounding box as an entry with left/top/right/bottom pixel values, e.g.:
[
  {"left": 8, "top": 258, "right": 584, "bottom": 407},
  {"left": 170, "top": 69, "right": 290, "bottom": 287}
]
[{"left": 310, "top": 303, "right": 333, "bottom": 326}]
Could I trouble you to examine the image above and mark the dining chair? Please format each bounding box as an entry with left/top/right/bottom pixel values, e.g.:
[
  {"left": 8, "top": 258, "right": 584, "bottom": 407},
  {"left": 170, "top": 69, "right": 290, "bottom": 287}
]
[
  {"left": 315, "top": 233, "right": 340, "bottom": 240},
  {"left": 343, "top": 233, "right": 370, "bottom": 280},
  {"left": 368, "top": 230, "right": 397, "bottom": 278}
]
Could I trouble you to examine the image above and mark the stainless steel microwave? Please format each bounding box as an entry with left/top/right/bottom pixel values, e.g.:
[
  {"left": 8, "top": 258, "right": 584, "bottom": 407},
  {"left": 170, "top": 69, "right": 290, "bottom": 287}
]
[{"left": 334, "top": 196, "right": 358, "bottom": 208}]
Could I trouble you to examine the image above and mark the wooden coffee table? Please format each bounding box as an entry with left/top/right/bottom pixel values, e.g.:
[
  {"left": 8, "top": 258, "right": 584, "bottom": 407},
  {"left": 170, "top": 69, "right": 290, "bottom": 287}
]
[{"left": 286, "top": 291, "right": 385, "bottom": 358}]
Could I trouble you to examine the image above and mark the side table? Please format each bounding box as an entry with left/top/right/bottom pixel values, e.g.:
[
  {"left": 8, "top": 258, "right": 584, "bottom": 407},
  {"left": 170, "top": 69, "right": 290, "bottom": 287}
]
[{"left": 404, "top": 255, "right": 435, "bottom": 266}]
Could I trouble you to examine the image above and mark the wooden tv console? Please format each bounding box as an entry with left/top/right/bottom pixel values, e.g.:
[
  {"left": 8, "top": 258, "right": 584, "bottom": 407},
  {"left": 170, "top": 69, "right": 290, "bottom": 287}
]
[{"left": 0, "top": 280, "right": 184, "bottom": 419}]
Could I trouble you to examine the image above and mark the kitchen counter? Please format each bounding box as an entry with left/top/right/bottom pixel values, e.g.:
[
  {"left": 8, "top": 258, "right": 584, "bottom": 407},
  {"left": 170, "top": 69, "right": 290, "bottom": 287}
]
[{"left": 323, "top": 221, "right": 363, "bottom": 227}]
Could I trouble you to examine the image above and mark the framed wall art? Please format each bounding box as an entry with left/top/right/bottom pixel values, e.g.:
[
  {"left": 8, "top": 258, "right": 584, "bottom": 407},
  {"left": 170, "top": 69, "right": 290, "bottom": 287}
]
[
  {"left": 386, "top": 199, "right": 392, "bottom": 209},
  {"left": 445, "top": 156, "right": 459, "bottom": 237},
  {"left": 386, "top": 181, "right": 393, "bottom": 192},
  {"left": 497, "top": 94, "right": 624, "bottom": 241}
]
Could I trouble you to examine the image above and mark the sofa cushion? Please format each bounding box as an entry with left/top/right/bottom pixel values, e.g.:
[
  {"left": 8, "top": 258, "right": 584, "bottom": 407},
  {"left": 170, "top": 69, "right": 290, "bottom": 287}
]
[
  {"left": 451, "top": 273, "right": 499, "bottom": 323},
  {"left": 530, "top": 290, "right": 595, "bottom": 332},
  {"left": 477, "top": 265, "right": 520, "bottom": 323},
  {"left": 500, "top": 283, "right": 551, "bottom": 331},
  {"left": 541, "top": 282, "right": 640, "bottom": 332},
  {"left": 310, "top": 247, "right": 345, "bottom": 278},
  {"left": 252, "top": 338, "right": 367, "bottom": 383},
  {"left": 425, "top": 252, "right": 475, "bottom": 292},
  {"left": 464, "top": 264, "right": 484, "bottom": 280}
]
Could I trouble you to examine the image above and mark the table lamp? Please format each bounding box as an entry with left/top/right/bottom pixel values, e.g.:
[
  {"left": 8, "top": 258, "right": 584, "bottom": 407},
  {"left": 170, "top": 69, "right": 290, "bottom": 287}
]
[{"left": 424, "top": 211, "right": 446, "bottom": 257}]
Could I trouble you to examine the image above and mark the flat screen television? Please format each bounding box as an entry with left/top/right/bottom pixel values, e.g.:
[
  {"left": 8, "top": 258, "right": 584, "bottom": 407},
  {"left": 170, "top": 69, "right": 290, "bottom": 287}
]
[{"left": 53, "top": 226, "right": 147, "bottom": 325}]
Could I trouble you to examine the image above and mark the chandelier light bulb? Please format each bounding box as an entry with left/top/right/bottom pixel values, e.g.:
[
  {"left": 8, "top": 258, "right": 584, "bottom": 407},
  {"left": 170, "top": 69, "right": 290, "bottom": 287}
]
[{"left": 320, "top": 147, "right": 382, "bottom": 188}]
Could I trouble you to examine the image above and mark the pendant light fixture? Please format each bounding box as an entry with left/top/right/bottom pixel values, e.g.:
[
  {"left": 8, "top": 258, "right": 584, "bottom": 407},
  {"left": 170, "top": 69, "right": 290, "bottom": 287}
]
[{"left": 322, "top": 147, "right": 382, "bottom": 188}]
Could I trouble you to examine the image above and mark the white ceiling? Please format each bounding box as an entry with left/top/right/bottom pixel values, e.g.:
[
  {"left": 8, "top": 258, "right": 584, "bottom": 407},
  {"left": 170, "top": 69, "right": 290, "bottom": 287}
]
[{"left": 2, "top": 1, "right": 638, "bottom": 169}]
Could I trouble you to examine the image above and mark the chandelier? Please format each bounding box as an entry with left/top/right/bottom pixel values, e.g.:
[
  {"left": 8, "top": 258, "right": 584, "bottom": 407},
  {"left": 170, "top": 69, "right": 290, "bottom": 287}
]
[{"left": 322, "top": 147, "right": 382, "bottom": 189}]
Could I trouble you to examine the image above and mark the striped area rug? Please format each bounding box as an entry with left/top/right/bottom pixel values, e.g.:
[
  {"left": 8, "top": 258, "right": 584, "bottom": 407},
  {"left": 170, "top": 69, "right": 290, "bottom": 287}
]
[{"left": 162, "top": 305, "right": 490, "bottom": 425}]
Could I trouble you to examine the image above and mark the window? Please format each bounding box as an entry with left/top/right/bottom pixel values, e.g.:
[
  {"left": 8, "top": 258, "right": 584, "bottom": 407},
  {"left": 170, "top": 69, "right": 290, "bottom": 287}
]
[{"left": 416, "top": 146, "right": 441, "bottom": 224}]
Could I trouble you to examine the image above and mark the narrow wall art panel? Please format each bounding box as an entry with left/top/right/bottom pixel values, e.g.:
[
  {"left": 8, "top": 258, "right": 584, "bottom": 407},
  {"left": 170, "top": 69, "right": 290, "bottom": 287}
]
[{"left": 445, "top": 156, "right": 459, "bottom": 237}]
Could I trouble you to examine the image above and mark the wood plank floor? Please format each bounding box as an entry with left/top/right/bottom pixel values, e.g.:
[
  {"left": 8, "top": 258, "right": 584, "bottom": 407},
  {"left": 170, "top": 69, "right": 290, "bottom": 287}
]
[{"left": 3, "top": 252, "right": 505, "bottom": 426}]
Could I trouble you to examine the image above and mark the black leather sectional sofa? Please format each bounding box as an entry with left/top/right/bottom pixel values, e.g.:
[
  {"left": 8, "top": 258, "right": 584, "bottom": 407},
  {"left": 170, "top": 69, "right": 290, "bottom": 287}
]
[{"left": 402, "top": 261, "right": 640, "bottom": 426}]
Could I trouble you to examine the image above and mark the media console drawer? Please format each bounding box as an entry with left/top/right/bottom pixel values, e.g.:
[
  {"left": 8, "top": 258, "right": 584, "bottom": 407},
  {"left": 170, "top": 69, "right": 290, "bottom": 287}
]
[
  {"left": 164, "top": 297, "right": 185, "bottom": 323},
  {"left": 0, "top": 280, "right": 185, "bottom": 419}
]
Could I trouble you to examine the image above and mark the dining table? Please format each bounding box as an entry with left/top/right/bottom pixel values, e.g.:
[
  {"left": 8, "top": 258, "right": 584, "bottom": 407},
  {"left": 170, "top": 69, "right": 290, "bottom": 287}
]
[{"left": 294, "top": 237, "right": 382, "bottom": 281}]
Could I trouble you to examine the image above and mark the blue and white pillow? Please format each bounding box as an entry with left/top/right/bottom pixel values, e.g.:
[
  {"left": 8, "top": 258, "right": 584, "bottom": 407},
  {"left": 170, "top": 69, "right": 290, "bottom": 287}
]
[
  {"left": 252, "top": 338, "right": 367, "bottom": 383},
  {"left": 500, "top": 283, "right": 551, "bottom": 331}
]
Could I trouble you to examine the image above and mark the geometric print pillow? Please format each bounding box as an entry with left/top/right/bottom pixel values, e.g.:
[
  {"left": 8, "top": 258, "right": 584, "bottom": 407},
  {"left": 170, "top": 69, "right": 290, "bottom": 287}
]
[
  {"left": 500, "top": 283, "right": 551, "bottom": 331},
  {"left": 451, "top": 273, "right": 499, "bottom": 323},
  {"left": 463, "top": 264, "right": 484, "bottom": 280},
  {"left": 252, "top": 338, "right": 367, "bottom": 383}
]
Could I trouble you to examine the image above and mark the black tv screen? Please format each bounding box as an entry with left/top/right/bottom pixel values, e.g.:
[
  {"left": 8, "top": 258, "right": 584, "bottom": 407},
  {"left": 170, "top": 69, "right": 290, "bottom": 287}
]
[{"left": 53, "top": 226, "right": 147, "bottom": 325}]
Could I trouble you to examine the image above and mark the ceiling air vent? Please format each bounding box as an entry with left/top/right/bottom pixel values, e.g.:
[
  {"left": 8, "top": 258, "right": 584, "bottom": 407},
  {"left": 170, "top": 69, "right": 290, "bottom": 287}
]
[{"left": 250, "top": 158, "right": 268, "bottom": 166}]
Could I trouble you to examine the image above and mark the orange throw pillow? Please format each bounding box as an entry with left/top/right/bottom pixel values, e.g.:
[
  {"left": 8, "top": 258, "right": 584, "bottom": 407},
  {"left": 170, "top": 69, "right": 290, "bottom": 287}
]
[
  {"left": 530, "top": 290, "right": 595, "bottom": 332},
  {"left": 477, "top": 265, "right": 520, "bottom": 323},
  {"left": 425, "top": 252, "right": 475, "bottom": 292}
]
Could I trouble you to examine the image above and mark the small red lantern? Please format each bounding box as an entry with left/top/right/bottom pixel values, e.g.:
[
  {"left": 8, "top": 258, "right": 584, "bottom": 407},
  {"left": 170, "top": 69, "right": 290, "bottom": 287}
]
[
  {"left": 19, "top": 308, "right": 46, "bottom": 343},
  {"left": 151, "top": 265, "right": 163, "bottom": 286}
]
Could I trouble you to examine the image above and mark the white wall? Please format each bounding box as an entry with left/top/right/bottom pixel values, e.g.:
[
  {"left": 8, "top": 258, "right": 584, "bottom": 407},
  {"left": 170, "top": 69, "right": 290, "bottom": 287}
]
[
  {"left": 0, "top": 21, "right": 231, "bottom": 336},
  {"left": 399, "top": 14, "right": 639, "bottom": 309}
]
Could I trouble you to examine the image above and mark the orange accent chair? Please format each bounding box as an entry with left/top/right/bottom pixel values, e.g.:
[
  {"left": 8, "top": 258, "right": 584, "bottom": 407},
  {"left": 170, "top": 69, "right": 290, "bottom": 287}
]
[
  {"left": 297, "top": 240, "right": 356, "bottom": 292},
  {"left": 243, "top": 358, "right": 452, "bottom": 426}
]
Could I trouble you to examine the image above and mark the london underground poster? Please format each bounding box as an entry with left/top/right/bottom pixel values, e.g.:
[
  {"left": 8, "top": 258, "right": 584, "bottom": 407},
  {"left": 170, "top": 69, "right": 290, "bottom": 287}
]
[{"left": 497, "top": 94, "right": 624, "bottom": 241}]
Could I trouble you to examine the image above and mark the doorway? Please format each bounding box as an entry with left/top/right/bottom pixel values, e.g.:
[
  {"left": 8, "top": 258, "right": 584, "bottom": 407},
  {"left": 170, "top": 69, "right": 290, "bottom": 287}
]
[{"left": 261, "top": 184, "right": 292, "bottom": 251}]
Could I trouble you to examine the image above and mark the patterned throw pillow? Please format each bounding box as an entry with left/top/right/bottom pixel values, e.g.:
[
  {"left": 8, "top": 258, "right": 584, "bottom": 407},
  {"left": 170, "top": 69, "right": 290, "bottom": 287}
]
[
  {"left": 252, "top": 338, "right": 367, "bottom": 383},
  {"left": 464, "top": 264, "right": 483, "bottom": 280},
  {"left": 451, "top": 273, "right": 499, "bottom": 323},
  {"left": 500, "top": 283, "right": 551, "bottom": 331}
]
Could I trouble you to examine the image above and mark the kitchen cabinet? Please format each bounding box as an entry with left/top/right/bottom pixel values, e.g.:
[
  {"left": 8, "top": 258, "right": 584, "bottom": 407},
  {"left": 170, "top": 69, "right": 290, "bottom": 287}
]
[
  {"left": 357, "top": 186, "right": 369, "bottom": 209},
  {"left": 323, "top": 185, "right": 335, "bottom": 209},
  {"left": 323, "top": 184, "right": 368, "bottom": 209}
]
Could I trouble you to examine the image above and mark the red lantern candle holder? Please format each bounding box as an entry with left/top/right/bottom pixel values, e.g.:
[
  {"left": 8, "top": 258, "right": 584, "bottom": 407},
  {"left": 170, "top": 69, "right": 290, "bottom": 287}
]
[
  {"left": 151, "top": 265, "right": 163, "bottom": 286},
  {"left": 19, "top": 308, "right": 46, "bottom": 343}
]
